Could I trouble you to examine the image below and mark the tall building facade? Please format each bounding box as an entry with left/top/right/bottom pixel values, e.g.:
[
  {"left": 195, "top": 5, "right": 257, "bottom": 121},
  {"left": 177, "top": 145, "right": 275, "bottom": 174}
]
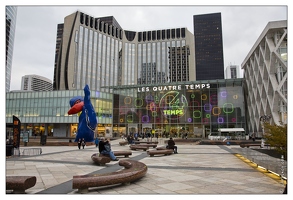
[
  {"left": 21, "top": 75, "right": 53, "bottom": 91},
  {"left": 242, "top": 20, "right": 287, "bottom": 137},
  {"left": 53, "top": 11, "right": 195, "bottom": 92},
  {"left": 225, "top": 64, "right": 241, "bottom": 79},
  {"left": 193, "top": 13, "right": 224, "bottom": 80},
  {"left": 6, "top": 6, "right": 17, "bottom": 92}
]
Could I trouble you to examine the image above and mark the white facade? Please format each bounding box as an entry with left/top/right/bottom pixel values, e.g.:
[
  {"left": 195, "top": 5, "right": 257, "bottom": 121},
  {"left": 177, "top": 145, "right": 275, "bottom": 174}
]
[
  {"left": 225, "top": 64, "right": 241, "bottom": 79},
  {"left": 242, "top": 20, "right": 287, "bottom": 137},
  {"left": 21, "top": 74, "right": 53, "bottom": 91}
]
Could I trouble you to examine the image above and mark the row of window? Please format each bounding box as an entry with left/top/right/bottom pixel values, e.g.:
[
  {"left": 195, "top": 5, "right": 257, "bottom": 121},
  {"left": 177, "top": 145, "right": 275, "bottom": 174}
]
[
  {"left": 138, "top": 28, "right": 186, "bottom": 42},
  {"left": 80, "top": 12, "right": 123, "bottom": 40}
]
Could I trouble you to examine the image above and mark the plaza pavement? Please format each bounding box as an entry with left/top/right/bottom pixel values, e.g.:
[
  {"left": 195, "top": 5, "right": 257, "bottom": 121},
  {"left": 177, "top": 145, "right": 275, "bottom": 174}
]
[{"left": 5, "top": 138, "right": 286, "bottom": 195}]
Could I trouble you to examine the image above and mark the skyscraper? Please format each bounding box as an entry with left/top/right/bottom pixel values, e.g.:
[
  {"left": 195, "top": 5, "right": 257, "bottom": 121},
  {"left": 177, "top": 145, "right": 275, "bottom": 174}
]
[
  {"left": 21, "top": 75, "right": 53, "bottom": 91},
  {"left": 6, "top": 6, "right": 17, "bottom": 92},
  {"left": 225, "top": 64, "right": 241, "bottom": 79},
  {"left": 193, "top": 13, "right": 224, "bottom": 80},
  {"left": 53, "top": 11, "right": 195, "bottom": 92}
]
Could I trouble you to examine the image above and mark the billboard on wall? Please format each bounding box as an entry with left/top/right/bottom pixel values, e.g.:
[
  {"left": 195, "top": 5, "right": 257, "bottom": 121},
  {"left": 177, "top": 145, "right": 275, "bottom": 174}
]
[
  {"left": 12, "top": 115, "right": 21, "bottom": 148},
  {"left": 116, "top": 83, "right": 244, "bottom": 127}
]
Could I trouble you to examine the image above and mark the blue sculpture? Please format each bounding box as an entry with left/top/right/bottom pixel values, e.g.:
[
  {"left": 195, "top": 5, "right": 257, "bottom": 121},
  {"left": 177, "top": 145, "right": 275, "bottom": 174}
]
[{"left": 68, "top": 84, "right": 97, "bottom": 142}]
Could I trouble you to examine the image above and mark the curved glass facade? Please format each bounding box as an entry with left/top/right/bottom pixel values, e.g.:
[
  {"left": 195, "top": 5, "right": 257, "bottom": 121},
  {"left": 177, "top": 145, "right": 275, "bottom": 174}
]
[{"left": 112, "top": 79, "right": 246, "bottom": 137}]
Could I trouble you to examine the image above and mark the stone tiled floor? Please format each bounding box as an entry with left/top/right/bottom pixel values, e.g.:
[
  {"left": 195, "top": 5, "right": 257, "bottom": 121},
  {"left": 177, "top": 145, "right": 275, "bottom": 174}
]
[{"left": 6, "top": 139, "right": 287, "bottom": 195}]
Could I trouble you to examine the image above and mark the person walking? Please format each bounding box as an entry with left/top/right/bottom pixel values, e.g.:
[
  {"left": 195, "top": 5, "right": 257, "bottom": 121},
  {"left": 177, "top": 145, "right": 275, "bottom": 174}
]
[
  {"left": 77, "top": 138, "right": 82, "bottom": 149},
  {"left": 81, "top": 138, "right": 86, "bottom": 149},
  {"left": 252, "top": 132, "right": 256, "bottom": 142},
  {"left": 167, "top": 137, "right": 178, "bottom": 153},
  {"left": 95, "top": 137, "right": 99, "bottom": 147},
  {"left": 98, "top": 138, "right": 119, "bottom": 161}
]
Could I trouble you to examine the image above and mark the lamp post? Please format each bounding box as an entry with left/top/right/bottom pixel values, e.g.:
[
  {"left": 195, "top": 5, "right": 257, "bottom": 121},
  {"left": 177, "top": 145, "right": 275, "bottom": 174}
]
[{"left": 259, "top": 114, "right": 271, "bottom": 148}]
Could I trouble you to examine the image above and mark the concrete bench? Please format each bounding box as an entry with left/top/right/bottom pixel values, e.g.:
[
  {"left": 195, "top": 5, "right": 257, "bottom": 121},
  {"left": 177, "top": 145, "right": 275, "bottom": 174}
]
[
  {"left": 119, "top": 141, "right": 128, "bottom": 146},
  {"left": 72, "top": 159, "right": 148, "bottom": 193},
  {"left": 134, "top": 141, "right": 158, "bottom": 144},
  {"left": 91, "top": 151, "right": 133, "bottom": 165},
  {"left": 114, "top": 151, "right": 132, "bottom": 157},
  {"left": 91, "top": 153, "right": 111, "bottom": 166},
  {"left": 156, "top": 146, "right": 167, "bottom": 150},
  {"left": 6, "top": 176, "right": 37, "bottom": 194},
  {"left": 130, "top": 145, "right": 149, "bottom": 151},
  {"left": 147, "top": 149, "right": 174, "bottom": 157},
  {"left": 138, "top": 144, "right": 157, "bottom": 148}
]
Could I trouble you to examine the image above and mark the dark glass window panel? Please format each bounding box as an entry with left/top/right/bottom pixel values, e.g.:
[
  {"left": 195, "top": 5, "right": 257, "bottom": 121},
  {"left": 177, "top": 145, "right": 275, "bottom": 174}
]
[
  {"left": 162, "top": 30, "right": 165, "bottom": 40},
  {"left": 80, "top": 13, "right": 84, "bottom": 24},
  {"left": 167, "top": 29, "right": 170, "bottom": 39},
  {"left": 176, "top": 28, "right": 180, "bottom": 38},
  {"left": 147, "top": 31, "right": 151, "bottom": 41},
  {"left": 152, "top": 31, "right": 156, "bottom": 40},
  {"left": 85, "top": 15, "right": 89, "bottom": 26},
  {"left": 138, "top": 32, "right": 142, "bottom": 42},
  {"left": 99, "top": 21, "right": 102, "bottom": 31},
  {"left": 90, "top": 17, "right": 93, "bottom": 28},
  {"left": 171, "top": 29, "right": 175, "bottom": 39},
  {"left": 181, "top": 28, "right": 185, "bottom": 38},
  {"left": 157, "top": 30, "right": 161, "bottom": 40}
]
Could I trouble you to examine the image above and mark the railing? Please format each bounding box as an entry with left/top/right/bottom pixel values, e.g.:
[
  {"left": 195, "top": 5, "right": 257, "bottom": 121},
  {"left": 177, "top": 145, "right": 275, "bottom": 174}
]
[
  {"left": 231, "top": 147, "right": 287, "bottom": 178},
  {"left": 22, "top": 148, "right": 42, "bottom": 156}
]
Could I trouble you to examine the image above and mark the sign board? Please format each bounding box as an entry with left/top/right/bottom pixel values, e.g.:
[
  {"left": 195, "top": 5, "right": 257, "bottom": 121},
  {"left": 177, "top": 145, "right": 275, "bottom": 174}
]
[{"left": 12, "top": 115, "right": 21, "bottom": 148}]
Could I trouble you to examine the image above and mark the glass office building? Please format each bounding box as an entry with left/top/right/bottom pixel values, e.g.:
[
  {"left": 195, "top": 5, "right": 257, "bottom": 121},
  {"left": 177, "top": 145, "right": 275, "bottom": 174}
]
[
  {"left": 6, "top": 89, "right": 113, "bottom": 138},
  {"left": 6, "top": 6, "right": 17, "bottom": 92},
  {"left": 193, "top": 13, "right": 225, "bottom": 80},
  {"left": 53, "top": 11, "right": 195, "bottom": 92}
]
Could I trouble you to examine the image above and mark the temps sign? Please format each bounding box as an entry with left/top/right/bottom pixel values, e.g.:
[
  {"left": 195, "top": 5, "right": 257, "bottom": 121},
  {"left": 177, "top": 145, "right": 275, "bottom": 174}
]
[{"left": 13, "top": 115, "right": 21, "bottom": 148}]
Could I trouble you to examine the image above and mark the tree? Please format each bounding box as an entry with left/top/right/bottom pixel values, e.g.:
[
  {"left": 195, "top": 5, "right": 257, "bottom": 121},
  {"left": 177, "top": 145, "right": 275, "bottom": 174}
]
[{"left": 263, "top": 122, "right": 287, "bottom": 160}]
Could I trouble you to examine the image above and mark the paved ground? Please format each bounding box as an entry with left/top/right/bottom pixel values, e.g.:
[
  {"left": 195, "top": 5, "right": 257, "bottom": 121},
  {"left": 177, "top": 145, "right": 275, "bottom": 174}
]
[{"left": 5, "top": 138, "right": 287, "bottom": 196}]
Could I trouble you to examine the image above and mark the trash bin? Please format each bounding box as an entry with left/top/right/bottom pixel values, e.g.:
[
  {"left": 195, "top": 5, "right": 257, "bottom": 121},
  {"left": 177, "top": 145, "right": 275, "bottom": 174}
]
[{"left": 6, "top": 145, "right": 14, "bottom": 156}]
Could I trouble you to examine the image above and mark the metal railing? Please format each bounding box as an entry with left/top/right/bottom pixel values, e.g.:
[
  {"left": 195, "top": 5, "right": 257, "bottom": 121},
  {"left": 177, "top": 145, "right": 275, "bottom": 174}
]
[
  {"left": 22, "top": 148, "right": 42, "bottom": 156},
  {"left": 231, "top": 147, "right": 287, "bottom": 178}
]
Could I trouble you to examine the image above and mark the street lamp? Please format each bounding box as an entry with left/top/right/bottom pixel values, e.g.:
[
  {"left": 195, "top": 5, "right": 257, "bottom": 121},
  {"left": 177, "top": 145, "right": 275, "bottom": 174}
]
[{"left": 259, "top": 114, "right": 271, "bottom": 148}]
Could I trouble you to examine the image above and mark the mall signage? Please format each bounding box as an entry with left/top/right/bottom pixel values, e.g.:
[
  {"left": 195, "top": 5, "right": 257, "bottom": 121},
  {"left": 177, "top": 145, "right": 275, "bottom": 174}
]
[{"left": 137, "top": 83, "right": 211, "bottom": 92}]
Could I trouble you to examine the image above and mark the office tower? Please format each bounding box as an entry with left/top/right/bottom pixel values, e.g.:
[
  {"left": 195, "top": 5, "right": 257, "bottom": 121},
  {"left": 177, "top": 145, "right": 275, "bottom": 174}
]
[
  {"left": 193, "top": 12, "right": 224, "bottom": 80},
  {"left": 242, "top": 20, "right": 287, "bottom": 135},
  {"left": 53, "top": 23, "right": 64, "bottom": 90},
  {"left": 21, "top": 74, "right": 53, "bottom": 91},
  {"left": 6, "top": 6, "right": 17, "bottom": 92},
  {"left": 53, "top": 11, "right": 195, "bottom": 92},
  {"left": 225, "top": 64, "right": 241, "bottom": 79}
]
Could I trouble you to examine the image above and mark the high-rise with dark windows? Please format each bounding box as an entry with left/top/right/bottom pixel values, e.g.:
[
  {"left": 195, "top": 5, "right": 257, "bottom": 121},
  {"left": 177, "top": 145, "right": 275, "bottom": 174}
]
[
  {"left": 193, "top": 13, "right": 224, "bottom": 80},
  {"left": 6, "top": 6, "right": 17, "bottom": 92}
]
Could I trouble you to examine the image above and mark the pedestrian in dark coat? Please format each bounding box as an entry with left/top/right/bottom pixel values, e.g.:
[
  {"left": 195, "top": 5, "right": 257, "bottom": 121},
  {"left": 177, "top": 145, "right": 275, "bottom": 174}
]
[
  {"left": 167, "top": 137, "right": 178, "bottom": 153},
  {"left": 81, "top": 138, "right": 86, "bottom": 149},
  {"left": 77, "top": 138, "right": 82, "bottom": 149}
]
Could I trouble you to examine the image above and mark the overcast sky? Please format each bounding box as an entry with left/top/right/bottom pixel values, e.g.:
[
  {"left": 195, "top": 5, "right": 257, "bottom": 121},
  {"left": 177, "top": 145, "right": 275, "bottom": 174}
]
[{"left": 6, "top": 4, "right": 288, "bottom": 91}]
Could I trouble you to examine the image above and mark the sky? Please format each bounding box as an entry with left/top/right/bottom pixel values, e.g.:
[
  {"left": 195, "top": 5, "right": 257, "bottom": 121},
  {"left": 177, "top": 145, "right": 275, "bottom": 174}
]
[{"left": 4, "top": 2, "right": 288, "bottom": 91}]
